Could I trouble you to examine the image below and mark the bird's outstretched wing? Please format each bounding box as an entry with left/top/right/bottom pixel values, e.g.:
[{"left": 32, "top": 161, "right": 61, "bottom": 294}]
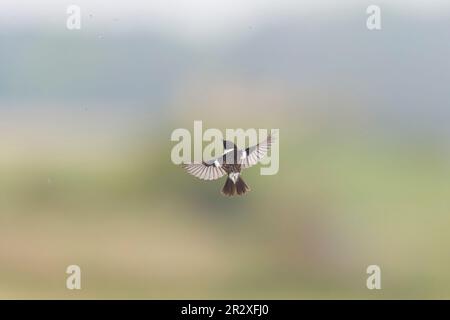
[
  {"left": 181, "top": 157, "right": 227, "bottom": 181},
  {"left": 241, "top": 134, "right": 274, "bottom": 169}
]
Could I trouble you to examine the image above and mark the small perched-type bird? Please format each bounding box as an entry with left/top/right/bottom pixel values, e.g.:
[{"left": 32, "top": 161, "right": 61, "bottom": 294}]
[{"left": 181, "top": 134, "right": 273, "bottom": 196}]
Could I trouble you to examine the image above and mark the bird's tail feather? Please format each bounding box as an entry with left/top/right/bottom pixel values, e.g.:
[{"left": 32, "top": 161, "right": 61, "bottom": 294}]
[{"left": 222, "top": 176, "right": 250, "bottom": 196}]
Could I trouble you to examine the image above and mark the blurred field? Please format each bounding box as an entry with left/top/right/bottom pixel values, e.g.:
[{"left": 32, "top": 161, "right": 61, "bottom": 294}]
[{"left": 1, "top": 118, "right": 449, "bottom": 298}]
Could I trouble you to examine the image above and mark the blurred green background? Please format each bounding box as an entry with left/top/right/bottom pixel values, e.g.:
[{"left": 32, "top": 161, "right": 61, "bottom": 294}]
[{"left": 1, "top": 0, "right": 450, "bottom": 299}]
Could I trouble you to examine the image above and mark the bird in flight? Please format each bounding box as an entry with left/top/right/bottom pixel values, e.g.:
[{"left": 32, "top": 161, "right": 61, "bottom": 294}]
[{"left": 181, "top": 134, "right": 273, "bottom": 196}]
